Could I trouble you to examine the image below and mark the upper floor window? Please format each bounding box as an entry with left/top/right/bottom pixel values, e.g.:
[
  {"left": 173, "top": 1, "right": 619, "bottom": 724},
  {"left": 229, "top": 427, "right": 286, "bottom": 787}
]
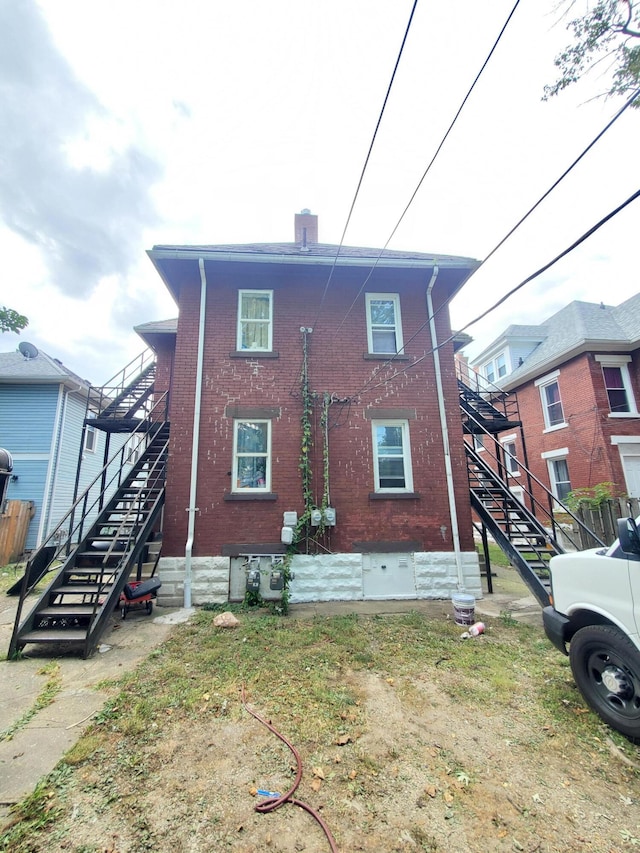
[
  {"left": 237, "top": 290, "right": 273, "bottom": 351},
  {"left": 535, "top": 371, "right": 566, "bottom": 430},
  {"left": 366, "top": 294, "right": 403, "bottom": 354},
  {"left": 84, "top": 414, "right": 97, "bottom": 453},
  {"left": 232, "top": 420, "right": 271, "bottom": 492},
  {"left": 595, "top": 355, "right": 637, "bottom": 416},
  {"left": 372, "top": 420, "right": 413, "bottom": 492},
  {"left": 483, "top": 351, "right": 507, "bottom": 384}
]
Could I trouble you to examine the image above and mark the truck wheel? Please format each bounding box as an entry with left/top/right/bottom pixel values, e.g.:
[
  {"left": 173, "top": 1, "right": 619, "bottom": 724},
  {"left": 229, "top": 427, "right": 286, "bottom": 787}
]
[{"left": 569, "top": 625, "right": 640, "bottom": 742}]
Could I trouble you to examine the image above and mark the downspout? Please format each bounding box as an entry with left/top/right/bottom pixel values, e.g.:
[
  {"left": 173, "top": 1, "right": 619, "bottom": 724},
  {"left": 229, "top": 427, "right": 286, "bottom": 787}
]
[
  {"left": 183, "top": 257, "right": 207, "bottom": 609},
  {"left": 426, "top": 267, "right": 466, "bottom": 591}
]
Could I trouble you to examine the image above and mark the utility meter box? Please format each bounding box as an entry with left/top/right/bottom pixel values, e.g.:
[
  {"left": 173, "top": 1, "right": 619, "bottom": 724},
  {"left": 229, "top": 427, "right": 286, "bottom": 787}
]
[
  {"left": 310, "top": 508, "right": 323, "bottom": 526},
  {"left": 323, "top": 507, "right": 337, "bottom": 526},
  {"left": 283, "top": 511, "right": 298, "bottom": 527},
  {"left": 246, "top": 568, "right": 261, "bottom": 592},
  {"left": 281, "top": 526, "right": 294, "bottom": 544}
]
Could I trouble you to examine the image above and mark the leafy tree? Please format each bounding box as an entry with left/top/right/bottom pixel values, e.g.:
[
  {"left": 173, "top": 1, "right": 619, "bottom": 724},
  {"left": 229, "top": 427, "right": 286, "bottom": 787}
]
[
  {"left": 0, "top": 306, "right": 29, "bottom": 334},
  {"left": 544, "top": 1, "right": 640, "bottom": 105}
]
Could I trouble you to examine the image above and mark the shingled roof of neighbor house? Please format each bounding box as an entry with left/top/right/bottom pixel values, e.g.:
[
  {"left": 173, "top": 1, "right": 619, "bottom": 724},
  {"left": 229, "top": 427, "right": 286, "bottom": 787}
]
[
  {"left": 0, "top": 347, "right": 91, "bottom": 389},
  {"left": 497, "top": 293, "right": 640, "bottom": 390}
]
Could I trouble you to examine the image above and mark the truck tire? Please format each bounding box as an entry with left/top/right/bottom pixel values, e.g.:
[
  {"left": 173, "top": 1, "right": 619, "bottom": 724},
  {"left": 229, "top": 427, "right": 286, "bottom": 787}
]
[{"left": 569, "top": 625, "right": 640, "bottom": 743}]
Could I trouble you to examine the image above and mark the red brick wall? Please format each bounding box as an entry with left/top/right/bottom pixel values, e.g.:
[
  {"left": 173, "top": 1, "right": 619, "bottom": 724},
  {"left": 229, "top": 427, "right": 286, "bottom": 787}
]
[{"left": 159, "top": 261, "right": 474, "bottom": 556}]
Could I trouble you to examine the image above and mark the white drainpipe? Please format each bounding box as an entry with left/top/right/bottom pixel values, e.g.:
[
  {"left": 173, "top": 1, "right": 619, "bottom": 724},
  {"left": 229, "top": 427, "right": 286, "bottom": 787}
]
[
  {"left": 183, "top": 258, "right": 207, "bottom": 608},
  {"left": 426, "top": 266, "right": 466, "bottom": 590}
]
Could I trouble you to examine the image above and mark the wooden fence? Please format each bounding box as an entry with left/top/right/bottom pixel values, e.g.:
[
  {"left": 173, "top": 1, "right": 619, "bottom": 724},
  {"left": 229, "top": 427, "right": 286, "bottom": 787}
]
[
  {"left": 571, "top": 497, "right": 640, "bottom": 550},
  {"left": 0, "top": 500, "right": 35, "bottom": 565}
]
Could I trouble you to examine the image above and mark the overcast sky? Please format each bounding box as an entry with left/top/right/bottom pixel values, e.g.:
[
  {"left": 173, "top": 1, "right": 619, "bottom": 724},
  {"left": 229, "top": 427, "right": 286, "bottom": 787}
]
[{"left": 0, "top": 0, "right": 638, "bottom": 384}]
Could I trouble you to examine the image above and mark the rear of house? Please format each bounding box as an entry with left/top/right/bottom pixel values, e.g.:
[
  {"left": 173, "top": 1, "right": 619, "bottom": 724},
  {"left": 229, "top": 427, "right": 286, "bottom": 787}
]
[{"left": 140, "top": 212, "right": 483, "bottom": 606}]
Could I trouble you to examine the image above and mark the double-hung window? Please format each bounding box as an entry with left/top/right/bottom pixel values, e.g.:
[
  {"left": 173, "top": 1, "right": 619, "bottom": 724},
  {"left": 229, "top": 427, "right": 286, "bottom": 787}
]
[
  {"left": 542, "top": 448, "right": 571, "bottom": 503},
  {"left": 372, "top": 420, "right": 413, "bottom": 492},
  {"left": 232, "top": 420, "right": 271, "bottom": 492},
  {"left": 483, "top": 351, "right": 507, "bottom": 384},
  {"left": 536, "top": 371, "right": 566, "bottom": 430},
  {"left": 366, "top": 294, "right": 403, "bottom": 354},
  {"left": 595, "top": 355, "right": 637, "bottom": 415},
  {"left": 237, "top": 290, "right": 273, "bottom": 351}
]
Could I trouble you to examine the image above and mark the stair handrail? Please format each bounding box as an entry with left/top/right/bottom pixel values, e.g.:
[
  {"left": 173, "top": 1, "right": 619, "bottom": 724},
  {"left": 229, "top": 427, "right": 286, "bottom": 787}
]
[
  {"left": 457, "top": 364, "right": 521, "bottom": 423},
  {"left": 8, "top": 394, "right": 168, "bottom": 633},
  {"left": 464, "top": 409, "right": 606, "bottom": 550},
  {"left": 86, "top": 349, "right": 156, "bottom": 419},
  {"left": 82, "top": 436, "right": 169, "bottom": 654},
  {"left": 7, "top": 417, "right": 168, "bottom": 659}
]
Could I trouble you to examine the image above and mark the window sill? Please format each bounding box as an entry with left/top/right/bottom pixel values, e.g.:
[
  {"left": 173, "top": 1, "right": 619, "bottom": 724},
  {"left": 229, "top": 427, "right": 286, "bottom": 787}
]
[
  {"left": 543, "top": 422, "right": 568, "bottom": 434},
  {"left": 608, "top": 412, "right": 640, "bottom": 418},
  {"left": 363, "top": 353, "right": 411, "bottom": 361},
  {"left": 224, "top": 492, "right": 278, "bottom": 501},
  {"left": 369, "top": 491, "right": 421, "bottom": 500},
  {"left": 229, "top": 351, "right": 279, "bottom": 359}
]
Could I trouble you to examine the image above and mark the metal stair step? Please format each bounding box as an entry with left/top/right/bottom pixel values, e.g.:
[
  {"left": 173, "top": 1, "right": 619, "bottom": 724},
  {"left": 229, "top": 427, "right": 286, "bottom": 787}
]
[
  {"left": 18, "top": 629, "right": 88, "bottom": 644},
  {"left": 37, "top": 605, "right": 99, "bottom": 617}
]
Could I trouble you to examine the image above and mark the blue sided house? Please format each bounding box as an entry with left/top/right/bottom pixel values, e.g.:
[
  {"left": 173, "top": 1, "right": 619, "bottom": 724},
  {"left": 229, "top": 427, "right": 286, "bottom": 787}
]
[{"left": 0, "top": 343, "right": 115, "bottom": 552}]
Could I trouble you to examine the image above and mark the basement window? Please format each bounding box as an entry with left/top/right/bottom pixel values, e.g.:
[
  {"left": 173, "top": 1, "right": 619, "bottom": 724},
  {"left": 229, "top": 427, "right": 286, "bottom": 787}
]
[{"left": 232, "top": 420, "right": 271, "bottom": 492}]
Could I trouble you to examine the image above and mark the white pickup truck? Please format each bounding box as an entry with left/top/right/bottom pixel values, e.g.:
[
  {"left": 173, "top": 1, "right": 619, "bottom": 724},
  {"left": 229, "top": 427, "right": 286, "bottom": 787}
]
[{"left": 543, "top": 516, "right": 640, "bottom": 742}]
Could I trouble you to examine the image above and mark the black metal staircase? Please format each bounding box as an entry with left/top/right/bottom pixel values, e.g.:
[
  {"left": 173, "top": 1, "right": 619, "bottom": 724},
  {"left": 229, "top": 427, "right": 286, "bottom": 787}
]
[
  {"left": 458, "top": 368, "right": 605, "bottom": 607},
  {"left": 7, "top": 353, "right": 169, "bottom": 659}
]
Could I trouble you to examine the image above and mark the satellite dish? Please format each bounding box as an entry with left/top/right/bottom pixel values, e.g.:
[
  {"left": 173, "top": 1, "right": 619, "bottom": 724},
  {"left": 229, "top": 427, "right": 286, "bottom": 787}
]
[{"left": 18, "top": 341, "right": 39, "bottom": 360}]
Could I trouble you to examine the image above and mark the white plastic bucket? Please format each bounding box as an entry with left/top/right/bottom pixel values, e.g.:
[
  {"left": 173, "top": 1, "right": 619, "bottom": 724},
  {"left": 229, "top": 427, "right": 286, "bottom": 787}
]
[{"left": 452, "top": 593, "right": 475, "bottom": 626}]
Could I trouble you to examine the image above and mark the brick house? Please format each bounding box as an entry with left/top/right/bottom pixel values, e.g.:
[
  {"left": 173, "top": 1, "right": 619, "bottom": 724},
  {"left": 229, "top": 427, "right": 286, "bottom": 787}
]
[
  {"left": 138, "top": 211, "right": 482, "bottom": 606},
  {"left": 468, "top": 294, "right": 640, "bottom": 507}
]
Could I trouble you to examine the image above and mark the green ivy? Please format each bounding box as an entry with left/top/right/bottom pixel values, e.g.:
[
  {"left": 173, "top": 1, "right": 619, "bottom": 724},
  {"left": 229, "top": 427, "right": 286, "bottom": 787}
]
[{"left": 565, "top": 481, "right": 626, "bottom": 511}]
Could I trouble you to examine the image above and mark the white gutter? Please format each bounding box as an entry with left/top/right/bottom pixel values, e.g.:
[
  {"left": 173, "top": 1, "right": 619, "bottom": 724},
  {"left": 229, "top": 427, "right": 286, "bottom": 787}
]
[
  {"left": 426, "top": 267, "right": 466, "bottom": 591},
  {"left": 183, "top": 258, "right": 207, "bottom": 609}
]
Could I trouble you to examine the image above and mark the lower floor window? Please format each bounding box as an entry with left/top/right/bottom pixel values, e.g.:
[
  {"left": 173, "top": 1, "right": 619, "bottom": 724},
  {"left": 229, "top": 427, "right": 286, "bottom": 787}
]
[
  {"left": 549, "top": 457, "right": 571, "bottom": 502},
  {"left": 372, "top": 420, "right": 413, "bottom": 492},
  {"left": 233, "top": 420, "right": 271, "bottom": 491}
]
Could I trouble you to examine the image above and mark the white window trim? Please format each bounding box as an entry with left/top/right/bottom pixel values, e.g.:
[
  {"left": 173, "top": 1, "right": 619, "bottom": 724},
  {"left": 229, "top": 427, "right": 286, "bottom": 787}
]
[
  {"left": 500, "top": 435, "right": 520, "bottom": 476},
  {"left": 232, "top": 419, "right": 272, "bottom": 493},
  {"left": 372, "top": 419, "right": 413, "bottom": 493},
  {"left": 365, "top": 293, "right": 404, "bottom": 355},
  {"left": 542, "top": 449, "right": 571, "bottom": 503},
  {"left": 483, "top": 350, "right": 509, "bottom": 383},
  {"left": 535, "top": 371, "right": 567, "bottom": 431},
  {"left": 594, "top": 354, "right": 638, "bottom": 416},
  {"left": 237, "top": 290, "right": 273, "bottom": 352},
  {"left": 84, "top": 414, "right": 97, "bottom": 454}
]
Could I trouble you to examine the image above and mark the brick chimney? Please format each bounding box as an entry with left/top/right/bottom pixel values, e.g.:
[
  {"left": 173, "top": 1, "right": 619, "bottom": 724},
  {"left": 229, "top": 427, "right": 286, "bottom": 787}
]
[{"left": 294, "top": 209, "right": 318, "bottom": 249}]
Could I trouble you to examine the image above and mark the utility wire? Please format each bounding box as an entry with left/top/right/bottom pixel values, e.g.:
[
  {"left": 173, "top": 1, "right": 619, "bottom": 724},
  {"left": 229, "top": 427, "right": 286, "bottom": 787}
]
[
  {"left": 353, "top": 85, "right": 640, "bottom": 399},
  {"left": 356, "top": 188, "right": 640, "bottom": 398},
  {"left": 329, "top": 0, "right": 523, "bottom": 342},
  {"left": 309, "top": 0, "right": 420, "bottom": 333}
]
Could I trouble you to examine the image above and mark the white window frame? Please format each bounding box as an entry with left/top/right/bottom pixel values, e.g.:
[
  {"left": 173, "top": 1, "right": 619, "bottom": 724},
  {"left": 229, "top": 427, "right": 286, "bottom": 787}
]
[
  {"left": 594, "top": 354, "right": 639, "bottom": 417},
  {"left": 500, "top": 434, "right": 519, "bottom": 476},
  {"left": 473, "top": 433, "right": 485, "bottom": 452},
  {"left": 84, "top": 414, "right": 97, "bottom": 454},
  {"left": 365, "top": 293, "right": 403, "bottom": 355},
  {"left": 372, "top": 419, "right": 413, "bottom": 493},
  {"left": 535, "top": 370, "right": 567, "bottom": 432},
  {"left": 232, "top": 419, "right": 271, "bottom": 493},
  {"left": 237, "top": 290, "right": 273, "bottom": 352},
  {"left": 483, "top": 351, "right": 508, "bottom": 384},
  {"left": 541, "top": 448, "right": 571, "bottom": 504}
]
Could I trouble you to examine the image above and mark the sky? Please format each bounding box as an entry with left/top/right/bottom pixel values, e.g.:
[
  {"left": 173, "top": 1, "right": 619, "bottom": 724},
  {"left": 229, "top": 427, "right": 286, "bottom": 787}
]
[{"left": 0, "top": 0, "right": 638, "bottom": 384}]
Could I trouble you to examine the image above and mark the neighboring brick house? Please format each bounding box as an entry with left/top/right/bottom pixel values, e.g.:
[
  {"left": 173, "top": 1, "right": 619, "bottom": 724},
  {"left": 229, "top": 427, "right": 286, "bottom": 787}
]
[
  {"left": 468, "top": 294, "right": 640, "bottom": 506},
  {"left": 137, "top": 211, "right": 483, "bottom": 605}
]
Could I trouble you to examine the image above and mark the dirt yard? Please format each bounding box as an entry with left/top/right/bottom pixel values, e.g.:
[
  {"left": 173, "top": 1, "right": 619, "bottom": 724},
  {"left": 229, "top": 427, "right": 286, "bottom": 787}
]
[{"left": 4, "top": 605, "right": 640, "bottom": 853}]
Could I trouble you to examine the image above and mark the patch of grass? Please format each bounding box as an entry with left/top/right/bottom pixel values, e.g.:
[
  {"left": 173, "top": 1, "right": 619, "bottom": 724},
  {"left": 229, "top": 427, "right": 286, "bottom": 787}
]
[
  {"left": 0, "top": 562, "right": 25, "bottom": 594},
  {"left": 0, "top": 661, "right": 62, "bottom": 743}
]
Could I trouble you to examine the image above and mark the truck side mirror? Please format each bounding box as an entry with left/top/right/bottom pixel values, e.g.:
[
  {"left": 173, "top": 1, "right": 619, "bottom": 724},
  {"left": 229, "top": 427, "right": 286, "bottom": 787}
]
[{"left": 617, "top": 517, "right": 640, "bottom": 555}]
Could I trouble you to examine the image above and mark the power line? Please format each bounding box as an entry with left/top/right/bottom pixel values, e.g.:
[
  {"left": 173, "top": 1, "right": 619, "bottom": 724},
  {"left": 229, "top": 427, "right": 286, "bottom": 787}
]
[
  {"left": 355, "top": 187, "right": 640, "bottom": 399},
  {"left": 329, "top": 0, "right": 523, "bottom": 342},
  {"left": 353, "top": 85, "right": 640, "bottom": 399},
  {"left": 309, "top": 0, "right": 420, "bottom": 333}
]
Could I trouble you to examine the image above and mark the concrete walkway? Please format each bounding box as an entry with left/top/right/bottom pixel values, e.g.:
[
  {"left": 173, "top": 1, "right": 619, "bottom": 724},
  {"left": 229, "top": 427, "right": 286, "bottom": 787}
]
[{"left": 0, "top": 570, "right": 542, "bottom": 824}]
